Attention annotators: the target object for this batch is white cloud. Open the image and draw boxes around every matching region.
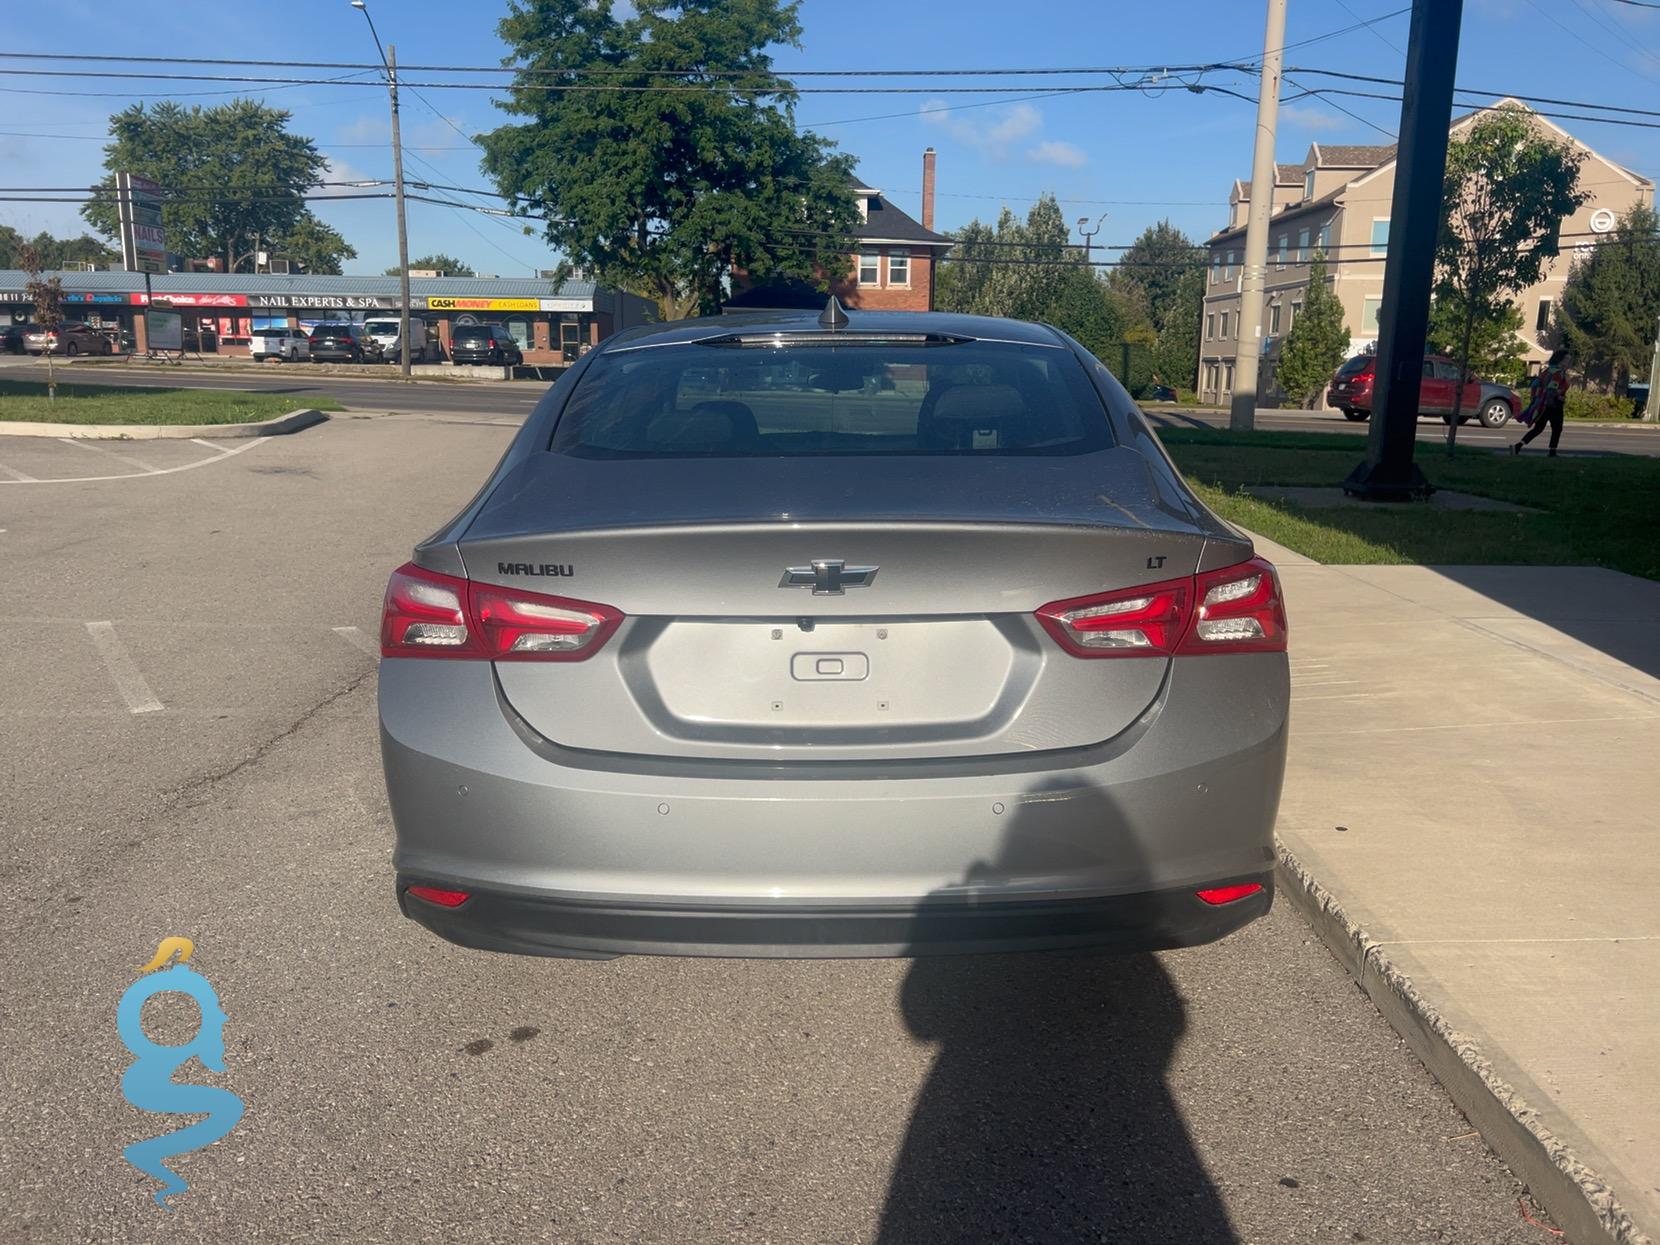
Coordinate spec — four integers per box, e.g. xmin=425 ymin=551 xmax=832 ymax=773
xmin=922 ymin=99 xmax=1044 ymax=160
xmin=1025 ymin=139 xmax=1086 ymax=168
xmin=1279 ymin=104 xmax=1346 ymax=133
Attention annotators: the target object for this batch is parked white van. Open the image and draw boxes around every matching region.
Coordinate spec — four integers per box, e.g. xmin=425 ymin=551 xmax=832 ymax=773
xmin=363 ymin=318 xmax=434 ymax=364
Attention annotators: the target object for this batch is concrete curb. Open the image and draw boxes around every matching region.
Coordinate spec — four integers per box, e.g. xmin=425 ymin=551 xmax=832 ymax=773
xmin=1276 ymin=844 xmax=1651 ymax=1245
xmin=0 ymin=408 xmax=329 ymax=440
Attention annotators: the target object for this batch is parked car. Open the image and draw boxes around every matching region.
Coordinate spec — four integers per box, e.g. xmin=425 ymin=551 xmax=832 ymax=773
xmin=362 ymin=317 xmax=434 ymax=364
xmin=24 ymin=320 xmax=114 ymax=357
xmin=448 ymin=322 xmax=523 ymax=366
xmin=1326 ymin=353 xmax=1518 ymax=427
xmin=380 ymin=306 xmax=1289 ymax=960
xmin=0 ymin=323 xmax=30 ymax=354
xmin=308 ymin=323 xmax=382 ymax=364
xmin=249 ymin=326 xmax=312 ymax=363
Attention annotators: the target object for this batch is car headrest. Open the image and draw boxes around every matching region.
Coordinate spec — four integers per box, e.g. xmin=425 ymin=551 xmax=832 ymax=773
xmin=922 ymin=384 xmax=1027 ymax=448
xmin=644 ymin=400 xmax=759 ymax=451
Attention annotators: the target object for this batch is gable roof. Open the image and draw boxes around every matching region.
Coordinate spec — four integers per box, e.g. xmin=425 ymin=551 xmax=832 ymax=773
xmin=1313 ymin=143 xmax=1395 ymax=168
xmin=846 ymin=175 xmax=951 ymax=248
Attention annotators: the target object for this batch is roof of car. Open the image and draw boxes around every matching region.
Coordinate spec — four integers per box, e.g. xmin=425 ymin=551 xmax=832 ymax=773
xmin=604 ymin=309 xmax=1068 ymax=351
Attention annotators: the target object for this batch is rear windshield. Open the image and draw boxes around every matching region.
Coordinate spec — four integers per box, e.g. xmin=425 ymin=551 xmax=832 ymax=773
xmin=362 ymin=321 xmax=398 ymax=335
xmin=549 ymin=339 xmax=1114 ymax=458
xmin=312 ymin=323 xmax=352 ymax=333
xmin=1336 ymin=355 xmax=1373 ymax=378
xmin=451 ymin=325 xmax=498 ymax=341
xmin=252 ymin=328 xmax=293 ymax=338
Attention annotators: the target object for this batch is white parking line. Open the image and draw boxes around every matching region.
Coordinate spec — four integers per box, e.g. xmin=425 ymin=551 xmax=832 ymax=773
xmin=84 ymin=621 xmax=164 ymax=714
xmin=0 ymin=436 xmax=268 ymax=484
xmin=332 ymin=626 xmax=379 ymax=655
xmin=0 ymin=459 xmax=37 ymax=482
xmin=58 ymin=438 xmax=160 ymax=473
xmin=190 ymin=438 xmax=236 ymax=455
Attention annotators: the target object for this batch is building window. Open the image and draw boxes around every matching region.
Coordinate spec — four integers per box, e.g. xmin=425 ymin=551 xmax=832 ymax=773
xmin=1219 ymin=311 xmax=1230 ymax=339
xmin=1304 ymin=169 xmax=1315 ymax=200
xmin=1362 ymin=296 xmax=1383 ymax=336
xmin=1276 ymin=235 xmax=1288 ymax=269
xmin=1225 ymin=362 xmax=1235 ymax=392
xmin=1269 ymin=303 xmax=1281 ymax=334
xmin=858 ymin=252 xmax=880 ymax=285
xmin=1318 ymin=224 xmax=1331 ymax=255
xmin=1225 ymin=250 xmax=1236 ymax=280
xmin=1211 ymin=252 xmax=1222 ymax=283
xmin=1370 ymin=219 xmax=1390 ymax=256
xmin=1297 ymin=229 xmax=1311 ymax=263
xmin=1290 ymin=300 xmax=1302 ymax=327
xmin=1206 ymin=313 xmax=1215 ymax=339
xmin=886 ymin=249 xmax=910 ymax=288
xmin=1536 ymin=297 xmax=1553 ymax=331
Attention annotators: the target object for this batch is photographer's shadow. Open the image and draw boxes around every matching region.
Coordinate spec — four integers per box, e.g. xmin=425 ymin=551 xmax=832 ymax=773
xmin=876 ymin=783 xmax=1237 ymax=1244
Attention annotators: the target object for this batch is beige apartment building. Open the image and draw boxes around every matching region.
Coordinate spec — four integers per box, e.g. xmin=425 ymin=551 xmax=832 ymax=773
xmin=1198 ymin=100 xmax=1654 ymax=406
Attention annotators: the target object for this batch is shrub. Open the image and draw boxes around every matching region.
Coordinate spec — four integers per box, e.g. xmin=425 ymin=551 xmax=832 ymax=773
xmin=1563 ymin=388 xmax=1637 ymax=421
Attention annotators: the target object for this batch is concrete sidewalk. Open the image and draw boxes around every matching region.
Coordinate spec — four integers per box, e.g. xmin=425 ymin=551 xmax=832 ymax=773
xmin=1268 ymin=559 xmax=1660 ymax=1245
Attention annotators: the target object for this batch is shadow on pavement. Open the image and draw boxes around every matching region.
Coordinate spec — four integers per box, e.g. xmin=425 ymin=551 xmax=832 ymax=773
xmin=876 ymin=784 xmax=1237 ymax=1245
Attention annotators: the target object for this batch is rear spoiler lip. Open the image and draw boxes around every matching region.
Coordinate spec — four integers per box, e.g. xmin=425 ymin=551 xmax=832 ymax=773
xmin=603 ymin=330 xmax=1065 ymax=354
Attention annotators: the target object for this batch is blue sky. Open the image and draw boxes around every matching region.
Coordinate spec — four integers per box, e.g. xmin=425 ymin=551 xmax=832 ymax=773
xmin=3 ymin=0 xmax=1658 ymax=275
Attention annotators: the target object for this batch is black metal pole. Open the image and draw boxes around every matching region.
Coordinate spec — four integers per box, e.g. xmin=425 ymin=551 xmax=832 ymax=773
xmin=1342 ymin=0 xmax=1464 ymax=500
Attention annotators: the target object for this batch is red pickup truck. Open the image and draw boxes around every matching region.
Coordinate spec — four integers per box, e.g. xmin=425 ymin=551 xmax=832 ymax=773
xmin=1326 ymin=354 xmax=1520 ymax=428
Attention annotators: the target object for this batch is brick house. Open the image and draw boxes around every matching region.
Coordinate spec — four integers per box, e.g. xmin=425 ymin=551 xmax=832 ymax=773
xmin=728 ymin=149 xmax=952 ymax=312
xmin=1197 ymin=102 xmax=1655 ymax=406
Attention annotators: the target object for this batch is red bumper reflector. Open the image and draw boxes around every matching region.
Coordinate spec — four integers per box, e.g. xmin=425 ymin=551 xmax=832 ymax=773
xmin=1195 ymin=883 xmax=1264 ymax=906
xmin=406 ymin=885 xmax=471 ymax=908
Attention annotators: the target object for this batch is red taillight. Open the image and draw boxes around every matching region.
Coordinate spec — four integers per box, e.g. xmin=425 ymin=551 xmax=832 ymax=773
xmin=1036 ymin=577 xmax=1192 ymax=657
xmin=406 ymin=884 xmax=471 ymax=907
xmin=1035 ymin=556 xmax=1285 ymax=658
xmin=1196 ymin=882 xmax=1264 ymax=906
xmin=1178 ymin=557 xmax=1287 ymax=654
xmin=380 ymin=562 xmax=623 ymax=661
xmin=487 ymin=338 xmax=498 ymax=348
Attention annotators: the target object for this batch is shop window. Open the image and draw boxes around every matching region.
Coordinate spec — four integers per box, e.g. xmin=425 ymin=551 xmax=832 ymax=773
xmin=506 ymin=319 xmax=532 ymax=351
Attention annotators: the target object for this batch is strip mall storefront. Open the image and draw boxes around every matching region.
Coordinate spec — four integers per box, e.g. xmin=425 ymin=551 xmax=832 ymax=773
xmin=0 ymin=275 xmax=651 ymax=366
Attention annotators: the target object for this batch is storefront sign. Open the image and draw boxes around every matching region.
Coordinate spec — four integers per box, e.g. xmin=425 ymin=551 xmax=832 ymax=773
xmin=150 ymin=293 xmax=248 ymax=308
xmin=246 ymin=293 xmax=400 ymax=311
xmin=117 ymin=173 xmax=167 ymax=275
xmin=63 ymin=292 xmax=132 ymax=305
xmin=540 ymin=298 xmax=591 ymax=312
xmin=425 ymin=297 xmax=542 ymax=312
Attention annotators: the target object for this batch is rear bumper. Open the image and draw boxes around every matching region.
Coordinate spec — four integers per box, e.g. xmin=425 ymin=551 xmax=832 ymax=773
xmin=396 ymin=873 xmax=1273 ymax=959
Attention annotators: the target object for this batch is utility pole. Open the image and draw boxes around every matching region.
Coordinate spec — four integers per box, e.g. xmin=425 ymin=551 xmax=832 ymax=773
xmin=352 ymin=0 xmax=412 ymax=380
xmin=1229 ymin=0 xmax=1287 ymax=432
xmin=388 ymin=44 xmax=412 ymax=380
xmin=1644 ymin=314 xmax=1660 ymax=422
xmin=1342 ymin=0 xmax=1464 ymax=498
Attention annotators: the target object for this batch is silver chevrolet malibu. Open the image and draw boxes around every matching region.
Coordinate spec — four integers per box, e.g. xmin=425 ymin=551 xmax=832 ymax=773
xmin=378 ymin=306 xmax=1288 ymax=959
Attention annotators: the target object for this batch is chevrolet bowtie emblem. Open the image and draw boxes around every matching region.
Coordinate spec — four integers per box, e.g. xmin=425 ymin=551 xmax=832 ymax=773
xmin=779 ymin=560 xmax=879 ymax=595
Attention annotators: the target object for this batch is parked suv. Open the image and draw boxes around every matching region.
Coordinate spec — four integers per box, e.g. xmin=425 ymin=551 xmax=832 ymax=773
xmin=449 ymin=322 xmax=523 ymax=366
xmin=24 ymin=320 xmax=113 ymax=356
xmin=308 ymin=323 xmax=382 ymax=364
xmin=1327 ymin=354 xmax=1518 ymax=427
xmin=250 ymin=326 xmax=311 ymax=362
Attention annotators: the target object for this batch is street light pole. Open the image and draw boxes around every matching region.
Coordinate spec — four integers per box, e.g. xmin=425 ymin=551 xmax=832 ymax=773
xmin=353 ymin=0 xmax=412 ymax=380
xmin=1077 ymin=213 xmax=1106 ymax=268
xmin=1229 ymin=0 xmax=1287 ymax=432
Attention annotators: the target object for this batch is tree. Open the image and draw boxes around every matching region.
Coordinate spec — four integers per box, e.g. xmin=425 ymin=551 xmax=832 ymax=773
xmin=1556 ymin=204 xmax=1660 ymax=391
xmin=386 ymin=253 xmax=475 ymax=277
xmin=1045 ymin=266 xmax=1128 ymax=362
xmin=82 ymin=99 xmax=332 ymax=273
xmin=275 ymin=217 xmax=356 ymax=275
xmin=0 ymin=227 xmax=118 ymax=270
xmin=1276 ymin=252 xmax=1349 ymax=408
xmin=479 ymin=0 xmax=860 ymax=320
xmin=936 ymin=195 xmax=1079 ymax=321
xmin=20 ymin=244 xmax=64 ymax=400
xmin=1428 ymin=298 xmax=1527 ymax=386
xmin=1434 ymin=107 xmax=1586 ymax=451
xmin=1152 ymin=265 xmax=1205 ymax=390
xmin=1108 ymin=222 xmax=1204 ymax=332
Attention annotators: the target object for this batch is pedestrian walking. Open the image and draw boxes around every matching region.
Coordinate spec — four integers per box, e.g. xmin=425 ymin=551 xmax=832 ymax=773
xmin=1512 ymin=349 xmax=1571 ymax=457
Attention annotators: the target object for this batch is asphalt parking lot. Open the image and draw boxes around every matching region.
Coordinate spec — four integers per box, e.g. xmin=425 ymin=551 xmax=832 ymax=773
xmin=0 ymin=411 xmax=1559 ymax=1243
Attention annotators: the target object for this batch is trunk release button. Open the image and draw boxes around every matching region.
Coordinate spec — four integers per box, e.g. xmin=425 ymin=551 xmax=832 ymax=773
xmin=791 ymin=652 xmax=869 ymax=681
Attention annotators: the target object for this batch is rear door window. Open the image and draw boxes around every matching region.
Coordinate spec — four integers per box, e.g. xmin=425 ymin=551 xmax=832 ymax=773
xmin=550 ymin=337 xmax=1113 ymax=458
xmin=1336 ymin=355 xmax=1372 ymax=378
